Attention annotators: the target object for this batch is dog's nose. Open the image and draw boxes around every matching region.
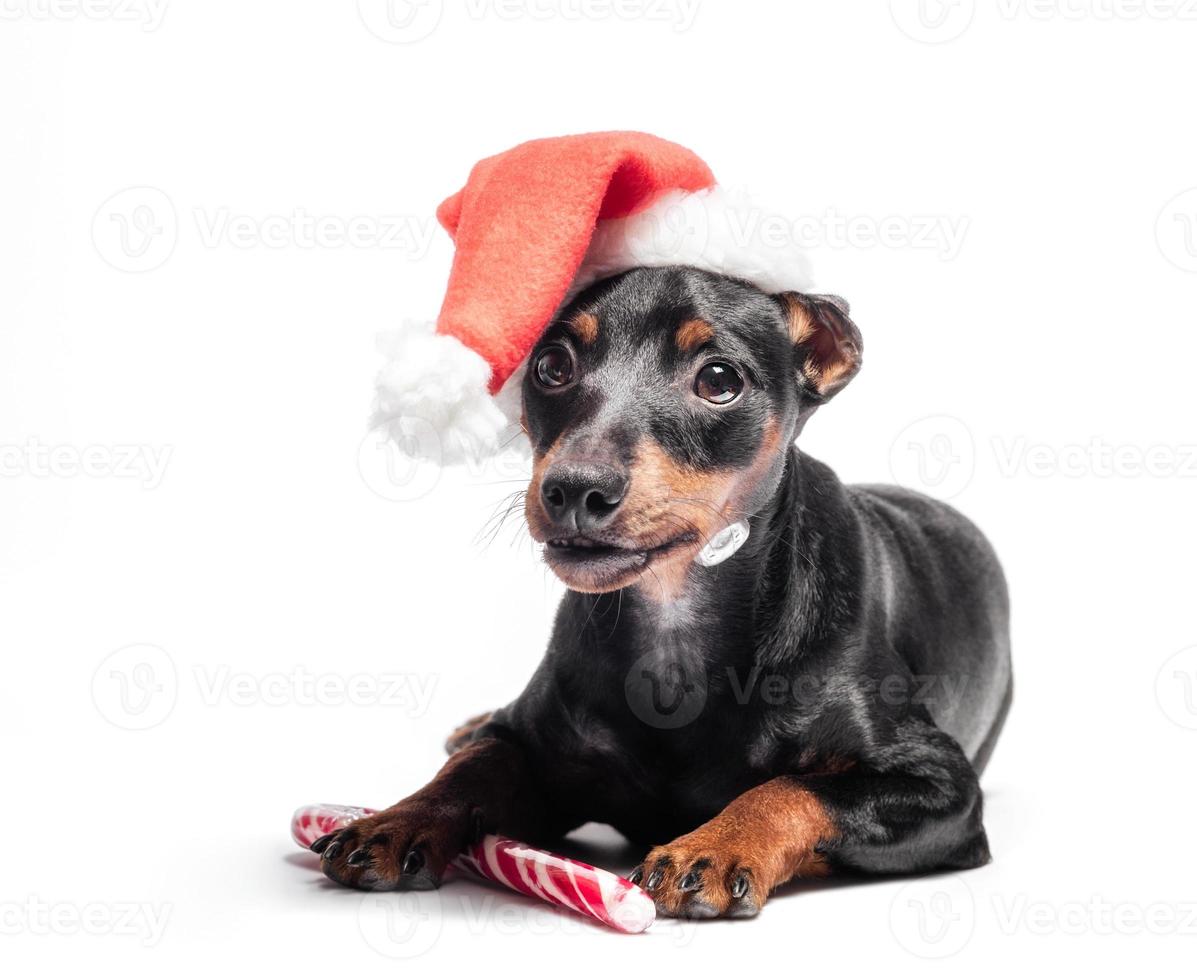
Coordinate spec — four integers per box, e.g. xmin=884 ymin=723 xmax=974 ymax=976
xmin=540 ymin=461 xmax=628 ymax=533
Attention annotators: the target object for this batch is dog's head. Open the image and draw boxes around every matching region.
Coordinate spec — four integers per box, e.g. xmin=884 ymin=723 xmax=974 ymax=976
xmin=522 ymin=266 xmax=862 ymax=597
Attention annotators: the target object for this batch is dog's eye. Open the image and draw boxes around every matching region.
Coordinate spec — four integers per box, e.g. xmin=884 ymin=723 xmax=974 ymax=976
xmin=694 ymin=363 xmax=743 ymax=405
xmin=534 ymin=345 xmax=575 ymax=388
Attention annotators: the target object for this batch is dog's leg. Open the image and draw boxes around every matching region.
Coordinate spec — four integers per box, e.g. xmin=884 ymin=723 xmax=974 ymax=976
xmin=443 ymin=710 xmax=494 ymax=755
xmin=636 ymin=718 xmax=987 ymax=918
xmin=315 ymin=736 xmax=547 ymax=891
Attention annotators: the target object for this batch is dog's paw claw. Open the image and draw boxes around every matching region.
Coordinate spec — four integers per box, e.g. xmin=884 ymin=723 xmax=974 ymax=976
xmin=317 ymin=802 xmax=469 ymax=892
xmin=401 ymin=848 xmax=425 ymax=876
xmin=637 ymin=842 xmax=763 ymax=919
xmin=309 ymin=833 xmax=336 ymax=854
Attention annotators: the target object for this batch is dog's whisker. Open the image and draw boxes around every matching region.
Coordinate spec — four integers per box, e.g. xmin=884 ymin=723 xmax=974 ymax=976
xmin=475 ymin=489 xmax=529 ymax=551
xmin=603 ymin=588 xmax=624 ymax=641
xmin=575 ymin=593 xmax=604 ymax=643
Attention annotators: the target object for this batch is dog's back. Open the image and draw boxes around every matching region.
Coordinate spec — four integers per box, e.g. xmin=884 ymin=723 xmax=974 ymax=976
xmin=848 ymin=484 xmax=1012 ymax=773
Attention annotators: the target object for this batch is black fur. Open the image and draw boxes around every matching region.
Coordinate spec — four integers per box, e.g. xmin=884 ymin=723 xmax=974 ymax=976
xmin=478 ymin=266 xmax=1012 ymax=875
xmin=316 ymin=265 xmax=1013 ymax=902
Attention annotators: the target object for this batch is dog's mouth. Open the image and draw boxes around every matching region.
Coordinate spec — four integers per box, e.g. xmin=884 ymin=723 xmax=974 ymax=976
xmin=543 ymin=532 xmax=698 ymax=590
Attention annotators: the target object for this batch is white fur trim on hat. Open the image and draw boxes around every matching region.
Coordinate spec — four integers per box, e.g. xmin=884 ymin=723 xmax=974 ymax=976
xmin=574 ymin=186 xmax=814 ymax=298
xmin=374 ymin=187 xmax=814 ymax=466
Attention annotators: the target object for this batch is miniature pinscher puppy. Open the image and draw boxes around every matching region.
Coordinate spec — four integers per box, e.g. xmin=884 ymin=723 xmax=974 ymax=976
xmin=313 ymin=266 xmax=1013 ymax=919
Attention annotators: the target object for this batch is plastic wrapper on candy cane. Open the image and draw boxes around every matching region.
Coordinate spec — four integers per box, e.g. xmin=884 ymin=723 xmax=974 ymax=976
xmin=291 ymin=804 xmax=655 ymax=934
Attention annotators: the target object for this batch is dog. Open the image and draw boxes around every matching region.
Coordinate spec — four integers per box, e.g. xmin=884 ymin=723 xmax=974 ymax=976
xmin=313 ymin=265 xmax=1013 ymax=919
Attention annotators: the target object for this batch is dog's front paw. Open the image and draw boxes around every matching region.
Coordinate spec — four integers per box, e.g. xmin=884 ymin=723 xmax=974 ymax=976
xmin=311 ymin=796 xmax=478 ymax=891
xmin=631 ymin=830 xmax=764 ymax=920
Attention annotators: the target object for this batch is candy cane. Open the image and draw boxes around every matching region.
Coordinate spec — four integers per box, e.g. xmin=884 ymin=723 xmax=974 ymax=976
xmin=291 ymin=803 xmax=655 ymax=934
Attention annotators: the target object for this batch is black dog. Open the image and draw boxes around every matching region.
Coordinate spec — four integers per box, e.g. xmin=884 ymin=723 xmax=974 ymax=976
xmin=314 ymin=266 xmax=1012 ymax=919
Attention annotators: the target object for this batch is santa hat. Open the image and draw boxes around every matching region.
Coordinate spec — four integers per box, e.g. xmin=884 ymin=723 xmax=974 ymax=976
xmin=375 ymin=131 xmax=814 ymax=463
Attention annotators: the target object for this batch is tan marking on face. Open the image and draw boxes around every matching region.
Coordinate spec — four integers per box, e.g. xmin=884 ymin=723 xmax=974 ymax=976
xmin=525 ymin=421 xmax=785 ymax=598
xmin=674 ymin=318 xmax=714 ymax=353
xmin=524 ymin=434 xmax=564 ymax=545
xmin=615 ymin=420 xmax=784 ymax=603
xmin=569 ymin=312 xmax=599 ymax=345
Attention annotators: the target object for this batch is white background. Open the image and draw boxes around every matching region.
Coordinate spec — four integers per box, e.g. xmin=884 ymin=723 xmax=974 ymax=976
xmin=3 ymin=0 xmax=1196 ymax=974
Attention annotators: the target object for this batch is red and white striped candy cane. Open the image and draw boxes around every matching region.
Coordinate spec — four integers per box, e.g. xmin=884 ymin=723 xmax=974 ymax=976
xmin=291 ymin=803 xmax=377 ymax=848
xmin=290 ymin=803 xmax=655 ymax=934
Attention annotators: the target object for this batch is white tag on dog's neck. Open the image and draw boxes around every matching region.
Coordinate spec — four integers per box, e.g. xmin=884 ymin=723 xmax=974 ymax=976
xmin=695 ymin=521 xmax=750 ymax=567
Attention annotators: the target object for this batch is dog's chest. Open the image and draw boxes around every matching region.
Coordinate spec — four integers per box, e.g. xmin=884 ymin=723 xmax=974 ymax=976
xmin=552 ymin=673 xmax=792 ymax=827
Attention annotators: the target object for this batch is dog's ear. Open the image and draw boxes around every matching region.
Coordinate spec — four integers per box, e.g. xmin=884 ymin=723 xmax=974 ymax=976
xmin=776 ymin=292 xmax=863 ymax=403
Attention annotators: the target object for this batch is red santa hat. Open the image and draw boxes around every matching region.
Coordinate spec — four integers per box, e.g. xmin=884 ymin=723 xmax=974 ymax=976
xmin=375 ymin=131 xmax=813 ymax=463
